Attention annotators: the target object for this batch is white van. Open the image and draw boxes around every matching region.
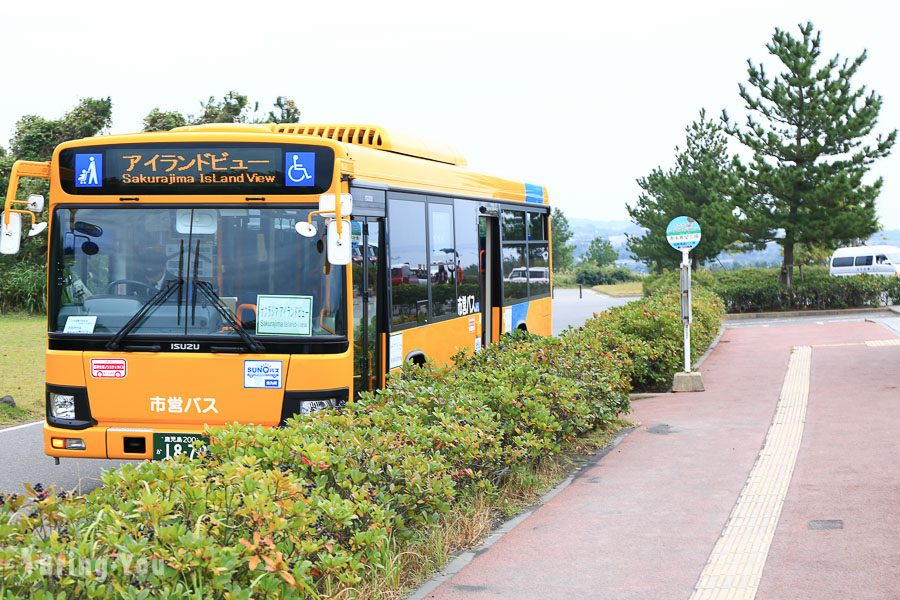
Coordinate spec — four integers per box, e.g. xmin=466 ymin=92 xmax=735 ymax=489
xmin=506 ymin=266 xmax=550 ymax=284
xmin=829 ymin=245 xmax=900 ymax=277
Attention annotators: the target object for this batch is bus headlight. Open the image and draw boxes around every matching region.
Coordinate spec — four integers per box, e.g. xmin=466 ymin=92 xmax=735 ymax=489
xmin=49 ymin=392 xmax=76 ymax=420
xmin=46 ymin=384 xmax=96 ymax=430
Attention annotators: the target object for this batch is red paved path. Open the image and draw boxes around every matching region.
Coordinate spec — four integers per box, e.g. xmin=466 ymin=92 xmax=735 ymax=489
xmin=756 ymin=340 xmax=900 ymax=599
xmin=421 ymin=322 xmax=899 ymax=600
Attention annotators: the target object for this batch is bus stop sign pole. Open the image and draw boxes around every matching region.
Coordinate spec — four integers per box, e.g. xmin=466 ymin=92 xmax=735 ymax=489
xmin=666 ymin=216 xmax=704 ymax=392
xmin=680 ymin=249 xmax=691 ymax=373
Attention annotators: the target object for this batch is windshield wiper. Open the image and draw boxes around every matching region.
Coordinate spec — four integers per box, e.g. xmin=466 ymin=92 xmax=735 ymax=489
xmin=185 ymin=236 xmax=262 ymax=352
xmin=105 ymin=278 xmax=183 ymax=351
xmin=106 ymin=241 xmax=186 ymax=351
xmin=191 ymin=279 xmax=265 ymax=353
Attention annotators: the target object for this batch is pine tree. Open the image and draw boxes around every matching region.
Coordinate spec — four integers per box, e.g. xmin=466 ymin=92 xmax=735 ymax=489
xmin=724 ymin=22 xmax=896 ymax=288
xmin=627 ymin=110 xmax=742 ymax=272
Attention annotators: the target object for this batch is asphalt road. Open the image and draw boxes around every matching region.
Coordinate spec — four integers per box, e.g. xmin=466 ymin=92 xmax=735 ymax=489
xmin=0 ymin=421 xmax=128 ymax=495
xmin=0 ymin=288 xmax=633 ymax=495
xmin=551 ymin=287 xmax=638 ymax=335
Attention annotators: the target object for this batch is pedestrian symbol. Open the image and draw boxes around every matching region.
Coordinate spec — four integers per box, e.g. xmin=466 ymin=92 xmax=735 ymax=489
xmin=285 ymin=152 xmax=315 ymax=187
xmin=75 ymin=154 xmax=103 ymax=188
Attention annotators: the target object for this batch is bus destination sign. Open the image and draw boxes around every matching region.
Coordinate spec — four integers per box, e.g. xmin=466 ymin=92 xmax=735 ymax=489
xmin=101 ymin=149 xmax=281 ymax=187
xmin=59 ymin=143 xmax=334 ymax=196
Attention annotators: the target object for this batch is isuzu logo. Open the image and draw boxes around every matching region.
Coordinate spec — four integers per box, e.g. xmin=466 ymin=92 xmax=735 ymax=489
xmin=171 ymin=343 xmax=200 ymax=351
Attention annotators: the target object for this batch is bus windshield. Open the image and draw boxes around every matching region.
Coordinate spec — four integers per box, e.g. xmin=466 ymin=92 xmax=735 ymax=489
xmin=50 ymin=206 xmax=345 ymax=340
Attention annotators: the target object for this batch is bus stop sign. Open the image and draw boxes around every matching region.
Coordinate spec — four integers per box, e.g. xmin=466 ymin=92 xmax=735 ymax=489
xmin=666 ymin=216 xmax=702 ymax=252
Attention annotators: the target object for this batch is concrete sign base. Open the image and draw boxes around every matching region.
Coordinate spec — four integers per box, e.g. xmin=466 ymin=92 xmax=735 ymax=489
xmin=672 ymin=371 xmax=705 ymax=392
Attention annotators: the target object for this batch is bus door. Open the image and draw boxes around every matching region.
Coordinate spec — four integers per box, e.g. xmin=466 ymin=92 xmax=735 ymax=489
xmin=352 ymin=217 xmax=384 ymax=397
xmin=479 ymin=215 xmax=499 ymax=347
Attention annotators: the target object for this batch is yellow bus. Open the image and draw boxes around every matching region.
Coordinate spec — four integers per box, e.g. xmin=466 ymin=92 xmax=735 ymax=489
xmin=1 ymin=123 xmax=552 ymax=461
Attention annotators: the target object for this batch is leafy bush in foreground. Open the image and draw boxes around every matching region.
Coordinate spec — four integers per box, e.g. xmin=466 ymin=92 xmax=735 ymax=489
xmin=580 ymin=286 xmax=723 ymax=391
xmin=0 ymin=293 xmax=723 ymax=597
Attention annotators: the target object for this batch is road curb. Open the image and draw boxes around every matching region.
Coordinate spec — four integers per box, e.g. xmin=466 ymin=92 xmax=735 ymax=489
xmin=405 ymin=426 xmax=635 ymax=600
xmin=724 ymin=307 xmax=894 ymax=320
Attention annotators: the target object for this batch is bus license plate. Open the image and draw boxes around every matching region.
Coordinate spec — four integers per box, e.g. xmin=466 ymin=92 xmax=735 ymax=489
xmin=152 ymin=433 xmax=209 ymax=461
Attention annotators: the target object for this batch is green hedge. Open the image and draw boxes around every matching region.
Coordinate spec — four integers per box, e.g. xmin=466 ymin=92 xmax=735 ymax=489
xmin=645 ymin=266 xmax=900 ymax=313
xmin=713 ymin=267 xmax=900 ymax=312
xmin=574 ymin=264 xmax=640 ymax=286
xmin=552 ymin=270 xmax=576 ymax=287
xmin=642 ymin=268 xmax=715 ymax=298
xmin=0 ymin=293 xmax=723 ymax=598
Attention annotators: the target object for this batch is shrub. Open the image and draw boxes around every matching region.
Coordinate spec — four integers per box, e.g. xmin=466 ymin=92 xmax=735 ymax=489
xmin=0 ymin=292 xmax=723 ymax=597
xmin=710 ymin=268 xmax=787 ymax=312
xmin=711 ymin=266 xmax=900 ymax=312
xmin=574 ymin=264 xmax=639 ymax=286
xmin=0 ymin=262 xmax=45 ymax=314
xmin=646 ymin=266 xmax=900 ymax=313
xmin=552 ymin=270 xmax=577 ymax=287
xmin=642 ymin=268 xmax=715 ymax=297
xmin=579 ymin=286 xmax=723 ymax=391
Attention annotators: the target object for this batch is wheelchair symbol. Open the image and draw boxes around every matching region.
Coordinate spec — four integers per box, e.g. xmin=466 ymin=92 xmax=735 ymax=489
xmin=287 ymin=154 xmax=312 ymax=184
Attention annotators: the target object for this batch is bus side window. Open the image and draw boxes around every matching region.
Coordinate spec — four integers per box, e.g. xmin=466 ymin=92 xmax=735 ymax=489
xmin=388 ymin=197 xmax=428 ymax=327
xmin=428 ymin=202 xmax=456 ymax=319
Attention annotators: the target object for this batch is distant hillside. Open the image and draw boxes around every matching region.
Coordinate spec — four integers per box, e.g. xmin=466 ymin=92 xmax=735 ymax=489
xmin=568 ymin=218 xmax=643 ymax=259
xmin=567 ymin=218 xmax=900 ymax=271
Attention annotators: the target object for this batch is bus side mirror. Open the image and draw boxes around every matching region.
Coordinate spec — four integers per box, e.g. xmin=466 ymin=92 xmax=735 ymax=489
xmin=0 ymin=212 xmax=22 ymax=255
xmin=26 ymin=194 xmax=44 ymax=212
xmin=327 ymin=219 xmax=352 ymax=265
xmin=28 ymin=222 xmax=48 ymax=237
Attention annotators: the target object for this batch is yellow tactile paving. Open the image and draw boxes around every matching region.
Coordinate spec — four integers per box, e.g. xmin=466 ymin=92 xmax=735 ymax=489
xmin=690 ymin=346 xmax=812 ymax=600
xmin=865 ymin=338 xmax=900 ymax=347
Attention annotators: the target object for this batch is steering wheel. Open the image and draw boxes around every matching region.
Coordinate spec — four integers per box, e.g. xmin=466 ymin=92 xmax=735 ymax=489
xmin=106 ymin=279 xmax=157 ymax=296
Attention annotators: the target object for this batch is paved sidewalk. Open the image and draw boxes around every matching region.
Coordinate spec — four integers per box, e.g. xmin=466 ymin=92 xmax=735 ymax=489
xmin=415 ymin=320 xmax=900 ymax=599
xmin=757 ymin=337 xmax=900 ymax=599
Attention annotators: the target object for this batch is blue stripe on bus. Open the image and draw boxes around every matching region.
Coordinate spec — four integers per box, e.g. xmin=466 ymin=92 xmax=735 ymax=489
xmin=524 ymin=183 xmax=544 ymax=204
xmin=511 ymin=302 xmax=530 ymax=329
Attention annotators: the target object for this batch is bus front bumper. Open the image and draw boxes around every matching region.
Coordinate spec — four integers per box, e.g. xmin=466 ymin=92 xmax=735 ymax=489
xmin=44 ymin=423 xmax=207 ymax=461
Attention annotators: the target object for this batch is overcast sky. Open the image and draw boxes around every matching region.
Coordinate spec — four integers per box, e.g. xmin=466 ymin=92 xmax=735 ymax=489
xmin=3 ymin=0 xmax=899 ymax=228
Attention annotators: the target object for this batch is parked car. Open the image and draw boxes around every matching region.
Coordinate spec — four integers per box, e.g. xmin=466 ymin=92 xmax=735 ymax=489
xmin=505 ymin=267 xmax=550 ymax=284
xmin=829 ymin=245 xmax=900 ymax=277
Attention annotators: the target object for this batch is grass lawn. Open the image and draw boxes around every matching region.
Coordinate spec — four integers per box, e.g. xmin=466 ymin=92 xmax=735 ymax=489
xmin=0 ymin=314 xmax=45 ymax=426
xmin=592 ymin=281 xmax=644 ymax=297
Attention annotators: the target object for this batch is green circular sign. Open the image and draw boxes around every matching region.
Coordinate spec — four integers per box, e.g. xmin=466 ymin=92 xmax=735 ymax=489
xmin=666 ymin=216 xmax=701 ymax=251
